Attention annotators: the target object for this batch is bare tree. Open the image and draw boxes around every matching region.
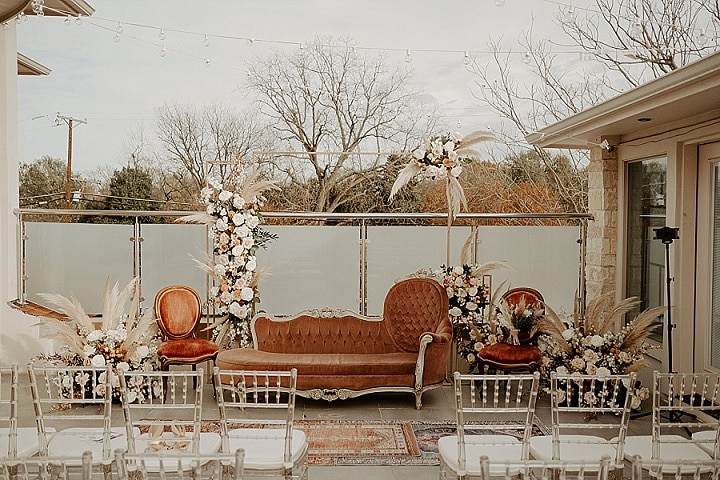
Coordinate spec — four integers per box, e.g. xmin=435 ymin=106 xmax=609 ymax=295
xmin=559 ymin=0 xmax=718 ymax=87
xmin=246 ymin=36 xmax=436 ymax=213
xmin=155 ymin=102 xmax=272 ymax=201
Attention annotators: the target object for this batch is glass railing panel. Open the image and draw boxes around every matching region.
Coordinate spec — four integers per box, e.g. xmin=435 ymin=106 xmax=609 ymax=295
xmin=140 ymin=223 xmax=209 ymax=306
xmin=24 ymin=222 xmax=134 ymax=313
xmin=255 ymin=225 xmax=361 ymax=315
xmin=365 ymin=225 xmax=472 ymax=316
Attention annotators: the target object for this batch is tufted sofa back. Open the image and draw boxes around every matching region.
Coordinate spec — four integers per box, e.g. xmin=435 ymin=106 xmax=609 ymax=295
xmin=252 ymin=313 xmax=399 ymax=354
xmin=383 ymin=277 xmax=450 ymax=352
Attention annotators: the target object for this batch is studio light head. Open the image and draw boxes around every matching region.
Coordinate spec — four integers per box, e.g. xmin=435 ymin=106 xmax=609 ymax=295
xmin=654 ymin=226 xmax=679 ymax=244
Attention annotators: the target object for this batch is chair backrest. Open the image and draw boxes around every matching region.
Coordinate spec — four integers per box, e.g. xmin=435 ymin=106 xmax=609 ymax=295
xmin=453 ymin=371 xmax=541 ymax=466
xmin=0 ymin=451 xmax=94 ymax=480
xmin=549 ymin=372 xmax=636 ymax=466
xmin=115 ymin=448 xmax=245 ymax=480
xmin=154 ymin=285 xmax=202 ymax=340
xmin=383 ymin=277 xmax=451 ymax=353
xmin=118 ymin=369 xmax=204 ymax=455
xmin=630 ymin=454 xmax=720 ymax=480
xmin=478 ymin=455 xmax=612 ymax=480
xmin=0 ymin=364 xmax=19 ymax=457
xmin=213 ymin=367 xmax=298 ymax=460
xmin=501 ymin=287 xmax=544 ymax=308
xmin=28 ymin=363 xmax=113 ymax=459
xmin=652 ymin=371 xmax=720 ymax=459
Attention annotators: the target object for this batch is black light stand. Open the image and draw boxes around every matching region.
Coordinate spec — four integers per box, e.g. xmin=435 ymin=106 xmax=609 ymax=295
xmin=654 ymin=226 xmax=679 ymax=374
xmin=631 ymin=226 xmax=680 ymax=421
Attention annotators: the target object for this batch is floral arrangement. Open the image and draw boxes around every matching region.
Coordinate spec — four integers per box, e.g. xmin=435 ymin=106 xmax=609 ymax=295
xmin=495 ymin=295 xmax=546 ymax=344
xmin=35 ymin=277 xmax=160 ymax=401
xmin=389 ymin=130 xmax=495 ymax=222
xmin=181 ymin=170 xmax=278 ymax=348
xmin=537 ymin=292 xmax=666 ymax=409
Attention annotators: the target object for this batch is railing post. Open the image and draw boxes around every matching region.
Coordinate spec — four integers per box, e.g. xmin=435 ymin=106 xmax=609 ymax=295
xmin=359 ymin=220 xmax=368 ymax=316
xmin=131 ymin=216 xmax=144 ymax=302
xmin=16 ymin=212 xmax=26 ymax=304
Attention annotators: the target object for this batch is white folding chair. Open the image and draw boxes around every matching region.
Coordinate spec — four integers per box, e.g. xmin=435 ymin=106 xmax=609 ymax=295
xmin=438 ymin=371 xmax=541 ymax=479
xmin=115 ymin=448 xmax=245 ymax=480
xmin=630 ymin=454 xmax=720 ymax=480
xmin=117 ymin=369 xmax=221 ymax=464
xmin=213 ymin=367 xmax=308 ymax=480
xmin=477 ymin=454 xmax=613 ymax=480
xmin=0 ymin=450 xmax=94 ymax=480
xmin=28 ymin=362 xmax=125 ymax=468
xmin=529 ymin=371 xmax=636 ymax=478
xmin=624 ymin=371 xmax=720 ymax=473
xmin=0 ymin=364 xmax=47 ymax=457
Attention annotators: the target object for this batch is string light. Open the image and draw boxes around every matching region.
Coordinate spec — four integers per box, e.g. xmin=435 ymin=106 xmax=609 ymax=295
xmin=205 ymin=58 xmax=211 ymax=66
xmin=495 ymin=0 xmax=505 ymax=6
xmin=159 ymin=45 xmax=166 ymax=57
xmin=697 ymin=29 xmax=708 ymax=45
xmin=204 ymin=34 xmax=210 ymax=47
xmin=405 ymin=49 xmax=412 ymax=63
xmin=115 ymin=22 xmax=123 ymax=34
xmin=75 ymin=14 xmax=82 ymax=26
xmin=563 ymin=4 xmax=577 ymax=25
xmin=2 ymin=22 xmax=9 ymax=30
xmin=246 ymin=38 xmax=254 ymax=47
xmin=64 ymin=15 xmax=71 ymax=26
xmin=522 ymin=50 xmax=532 ymax=64
xmin=158 ymin=28 xmax=166 ymax=40
xmin=463 ymin=50 xmax=471 ymax=65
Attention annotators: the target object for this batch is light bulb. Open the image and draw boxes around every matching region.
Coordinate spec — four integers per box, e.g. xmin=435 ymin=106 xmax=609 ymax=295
xmin=563 ymin=5 xmax=576 ymax=24
xmin=114 ymin=33 xmax=120 ymax=42
xmin=205 ymin=59 xmax=211 ymax=67
xmin=75 ymin=15 xmax=82 ymax=25
xmin=159 ymin=28 xmax=166 ymax=41
xmin=204 ymin=34 xmax=210 ymax=47
xmin=116 ymin=22 xmax=123 ymax=34
xmin=405 ymin=49 xmax=412 ymax=63
xmin=159 ymin=46 xmax=166 ymax=57
xmin=64 ymin=15 xmax=71 ymax=26
xmin=632 ymin=17 xmax=642 ymax=37
xmin=246 ymin=38 xmax=254 ymax=47
xmin=351 ymin=46 xmax=358 ymax=58
xmin=2 ymin=22 xmax=9 ymax=30
xmin=522 ymin=51 xmax=532 ymax=64
xmin=495 ymin=0 xmax=505 ymax=6
xmin=697 ymin=29 xmax=708 ymax=46
xmin=463 ymin=51 xmax=471 ymax=65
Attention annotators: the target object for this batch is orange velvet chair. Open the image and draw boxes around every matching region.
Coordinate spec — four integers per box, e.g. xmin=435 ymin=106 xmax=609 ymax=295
xmin=154 ymin=285 xmax=219 ymax=386
xmin=476 ymin=287 xmax=544 ymax=374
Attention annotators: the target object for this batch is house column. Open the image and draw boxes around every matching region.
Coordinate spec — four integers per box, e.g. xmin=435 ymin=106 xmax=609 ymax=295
xmin=585 ymin=138 xmax=620 ymax=301
xmin=0 ymin=22 xmax=43 ymax=365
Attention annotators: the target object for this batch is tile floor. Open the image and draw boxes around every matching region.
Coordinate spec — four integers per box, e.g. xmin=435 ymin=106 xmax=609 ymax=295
xmin=14 ymin=370 xmax=655 ymax=480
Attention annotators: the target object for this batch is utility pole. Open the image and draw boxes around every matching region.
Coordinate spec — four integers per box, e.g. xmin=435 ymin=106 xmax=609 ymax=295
xmin=56 ymin=114 xmax=87 ymax=217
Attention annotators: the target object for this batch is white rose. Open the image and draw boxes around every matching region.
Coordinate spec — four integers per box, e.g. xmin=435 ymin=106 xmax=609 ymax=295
xmin=232 ymin=214 xmax=245 ymax=226
xmin=246 ymin=258 xmax=257 ymax=272
xmin=240 ymin=287 xmax=255 ymax=302
xmin=116 ymin=362 xmax=130 ymax=372
xmin=562 ymin=328 xmax=575 ymax=341
xmin=218 ymin=232 xmax=230 ymax=246
xmin=218 ymin=190 xmax=233 ymax=202
xmin=412 ymin=148 xmax=426 ymax=160
xmin=449 ymin=307 xmax=462 ymax=317
xmin=235 ymin=225 xmax=251 ymax=238
xmin=90 ymin=354 xmax=106 ymax=367
xmin=466 ymin=302 xmax=478 ymax=311
xmin=229 ymin=302 xmax=248 ymax=318
xmin=242 ymin=236 xmax=255 ymax=249
xmin=245 ymin=215 xmax=259 ymax=229
xmin=596 ymin=366 xmax=611 ymax=377
xmin=231 ymin=245 xmax=245 ymax=257
xmin=217 ymin=254 xmax=229 ymax=266
xmin=468 ymin=287 xmax=478 ymax=296
xmin=136 ymin=345 xmax=149 ymax=359
xmin=214 ymin=264 xmax=226 ymax=276
xmin=590 ymin=335 xmax=604 ymax=347
xmin=556 ymin=366 xmax=569 ymax=375
xmin=86 ymin=330 xmax=103 ymax=342
xmin=425 ymin=165 xmax=442 ymax=179
xmin=233 ymin=195 xmax=245 ymax=209
xmin=215 ymin=219 xmax=228 ymax=231
xmin=443 ymin=140 xmax=456 ymax=152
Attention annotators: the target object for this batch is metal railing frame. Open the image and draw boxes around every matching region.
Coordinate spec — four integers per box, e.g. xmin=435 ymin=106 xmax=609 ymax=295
xmin=14 ymin=208 xmax=592 ymax=316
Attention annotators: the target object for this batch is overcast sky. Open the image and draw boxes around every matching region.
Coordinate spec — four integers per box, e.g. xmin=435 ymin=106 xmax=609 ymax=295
xmin=16 ymin=0 xmax=591 ymax=173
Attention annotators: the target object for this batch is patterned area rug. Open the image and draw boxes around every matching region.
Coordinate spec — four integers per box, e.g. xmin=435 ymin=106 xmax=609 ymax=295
xmin=203 ymin=419 xmax=548 ymax=466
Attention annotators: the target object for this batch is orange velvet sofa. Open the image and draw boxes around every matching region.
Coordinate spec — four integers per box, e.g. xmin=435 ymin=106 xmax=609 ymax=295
xmin=215 ymin=277 xmax=452 ymax=408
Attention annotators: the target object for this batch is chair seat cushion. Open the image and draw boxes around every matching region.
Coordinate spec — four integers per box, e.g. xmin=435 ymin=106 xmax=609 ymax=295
xmin=158 ymin=338 xmax=219 ymax=359
xmin=691 ymin=429 xmax=718 ymax=454
xmin=227 ymin=428 xmax=308 ymax=470
xmin=0 ymin=426 xmax=54 ymax=457
xmin=477 ymin=343 xmax=542 ymax=366
xmin=622 ymin=434 xmax=713 ymax=463
xmin=47 ymin=427 xmax=135 ymax=462
xmin=529 ymin=435 xmax=619 ymax=466
xmin=438 ymin=434 xmax=524 ymax=476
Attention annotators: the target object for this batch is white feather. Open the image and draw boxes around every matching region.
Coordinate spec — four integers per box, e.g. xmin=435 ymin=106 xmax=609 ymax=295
xmin=176 ymin=213 xmax=215 ymax=225
xmin=389 ymin=162 xmax=422 ymax=202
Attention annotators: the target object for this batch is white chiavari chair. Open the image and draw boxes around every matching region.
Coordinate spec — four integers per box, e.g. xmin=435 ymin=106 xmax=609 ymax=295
xmin=630 ymin=454 xmax=720 ymax=480
xmin=213 ymin=367 xmax=308 ymax=480
xmin=114 ymin=448 xmax=245 ymax=480
xmin=529 ymin=371 xmax=637 ymax=478
xmin=0 ymin=364 xmax=47 ymax=457
xmin=0 ymin=451 xmax=95 ymax=480
xmin=117 ymin=368 xmax=221 ymax=470
xmin=438 ymin=371 xmax=541 ymax=479
xmin=476 ymin=454 xmax=613 ymax=480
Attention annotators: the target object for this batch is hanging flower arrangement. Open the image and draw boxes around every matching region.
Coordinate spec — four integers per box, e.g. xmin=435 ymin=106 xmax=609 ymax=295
xmin=388 ymin=130 xmax=496 ymax=222
xmin=181 ymin=170 xmax=278 ymax=348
